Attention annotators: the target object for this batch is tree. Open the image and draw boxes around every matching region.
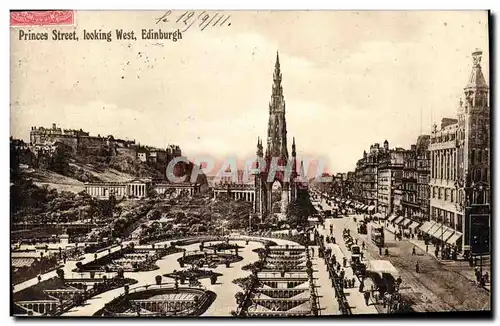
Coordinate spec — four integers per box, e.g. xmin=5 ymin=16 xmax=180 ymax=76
xmin=49 ymin=144 xmax=70 ymax=175
xmin=286 ymin=189 xmax=315 ymax=228
xmin=10 ymin=139 xmax=21 ymax=183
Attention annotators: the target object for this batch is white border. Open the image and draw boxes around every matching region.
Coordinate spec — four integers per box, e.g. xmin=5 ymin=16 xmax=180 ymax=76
xmin=2 ymin=1 xmax=498 ymax=326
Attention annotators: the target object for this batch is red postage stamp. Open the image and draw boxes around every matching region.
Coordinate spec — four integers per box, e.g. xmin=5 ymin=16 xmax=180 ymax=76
xmin=10 ymin=10 xmax=75 ymax=27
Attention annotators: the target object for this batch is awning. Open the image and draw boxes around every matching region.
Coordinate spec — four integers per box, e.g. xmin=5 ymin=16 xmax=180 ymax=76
xmin=394 ymin=216 xmax=404 ymax=224
xmin=367 ymin=205 xmax=376 ymax=213
xmin=402 ymin=218 xmax=412 ymax=227
xmin=441 ymin=227 xmax=455 ymax=242
xmin=409 ymin=221 xmax=420 ymax=229
xmin=366 ymin=260 xmax=400 ymax=278
xmin=387 ymin=214 xmax=397 ymax=222
xmin=419 ymin=221 xmax=435 ymax=234
xmin=430 ymin=224 xmax=444 ymax=238
xmin=427 ymin=222 xmax=442 ymax=236
xmin=446 ymin=232 xmax=463 ymax=245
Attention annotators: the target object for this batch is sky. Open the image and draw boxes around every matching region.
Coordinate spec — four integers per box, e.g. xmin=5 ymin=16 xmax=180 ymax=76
xmin=10 ymin=10 xmax=490 ymax=175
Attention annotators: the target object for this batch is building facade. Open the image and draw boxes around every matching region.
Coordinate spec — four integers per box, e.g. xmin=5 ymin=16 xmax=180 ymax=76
xmin=377 ymin=144 xmax=405 ymax=217
xmin=354 ymin=143 xmax=382 ymax=208
xmin=416 ymin=135 xmax=431 ymax=222
xmin=30 ymin=123 xmax=135 ymax=154
xmin=427 ymin=50 xmax=490 ymax=254
xmin=84 ymin=178 xmax=201 ymax=200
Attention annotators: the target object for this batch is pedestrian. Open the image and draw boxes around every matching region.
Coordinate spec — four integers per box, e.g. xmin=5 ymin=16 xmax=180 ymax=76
xmin=364 ymin=291 xmax=371 ymax=306
xmin=475 ymin=268 xmax=481 ymax=282
xmin=412 ymin=246 xmax=416 ymax=256
xmin=373 ymin=290 xmax=379 ymax=303
xmin=342 ymin=257 xmax=347 ymax=267
xmin=426 ymin=244 xmax=428 ymax=253
xmin=379 ymin=247 xmax=382 ymax=255
xmin=359 ymin=280 xmax=364 ymax=292
xmin=352 ymin=277 xmax=356 ymax=288
xmin=415 ymin=262 xmax=420 ymax=273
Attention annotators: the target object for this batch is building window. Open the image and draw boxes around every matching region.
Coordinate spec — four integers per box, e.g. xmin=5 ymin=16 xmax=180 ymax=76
xmin=450 ymin=189 xmax=454 ymax=203
xmin=457 ymin=214 xmax=463 ymax=232
xmin=438 ymin=188 xmax=442 ymax=200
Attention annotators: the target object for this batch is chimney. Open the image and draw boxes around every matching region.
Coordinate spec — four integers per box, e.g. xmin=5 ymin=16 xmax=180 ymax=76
xmin=411 ymin=144 xmax=417 ymax=151
xmin=52 ymin=123 xmax=56 ymax=130
xmin=383 ymin=140 xmax=389 ymax=150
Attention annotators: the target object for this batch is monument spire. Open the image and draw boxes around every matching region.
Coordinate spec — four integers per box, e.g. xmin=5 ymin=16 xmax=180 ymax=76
xmin=266 ymin=51 xmax=288 ymax=160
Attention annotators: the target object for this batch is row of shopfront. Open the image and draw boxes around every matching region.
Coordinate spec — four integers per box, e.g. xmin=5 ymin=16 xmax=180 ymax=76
xmin=330 ymin=197 xmax=463 ymax=250
xmin=335 ymin=199 xmax=376 ymax=215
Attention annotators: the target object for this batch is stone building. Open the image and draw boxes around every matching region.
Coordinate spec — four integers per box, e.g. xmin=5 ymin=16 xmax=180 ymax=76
xmin=354 ymin=143 xmax=382 ymax=211
xmin=377 ymin=143 xmax=405 ymax=217
xmin=416 ymin=135 xmax=431 ymax=221
xmin=30 ymin=123 xmax=135 ymax=154
xmin=424 ymin=50 xmax=490 ymax=254
xmin=400 ymin=135 xmax=431 ymax=224
xmin=84 ymin=178 xmax=200 ymax=200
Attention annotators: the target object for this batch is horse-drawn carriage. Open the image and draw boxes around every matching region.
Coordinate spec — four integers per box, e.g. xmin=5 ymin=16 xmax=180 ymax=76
xmin=358 ymin=220 xmax=367 ymax=234
xmin=349 ymin=245 xmax=366 ymax=276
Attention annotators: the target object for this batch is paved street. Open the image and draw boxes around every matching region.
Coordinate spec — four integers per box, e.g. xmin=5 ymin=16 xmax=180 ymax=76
xmin=319 ymin=211 xmax=490 ymax=312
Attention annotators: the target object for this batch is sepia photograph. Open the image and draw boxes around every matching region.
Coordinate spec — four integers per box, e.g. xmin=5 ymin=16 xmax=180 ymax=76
xmin=9 ymin=9 xmax=491 ymax=317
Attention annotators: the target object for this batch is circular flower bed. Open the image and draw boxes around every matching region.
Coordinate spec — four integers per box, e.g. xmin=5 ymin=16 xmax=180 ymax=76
xmin=177 ymin=252 xmax=243 ymax=268
xmin=204 ymin=242 xmax=245 ymax=252
xmin=164 ymin=268 xmax=223 ymax=281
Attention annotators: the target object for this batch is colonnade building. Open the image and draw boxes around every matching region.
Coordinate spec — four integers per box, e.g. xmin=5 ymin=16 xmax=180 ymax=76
xmin=84 ymin=178 xmax=200 ymax=200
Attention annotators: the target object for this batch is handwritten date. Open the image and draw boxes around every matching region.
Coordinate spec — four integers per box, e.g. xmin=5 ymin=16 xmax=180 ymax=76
xmin=155 ymin=11 xmax=231 ymax=32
